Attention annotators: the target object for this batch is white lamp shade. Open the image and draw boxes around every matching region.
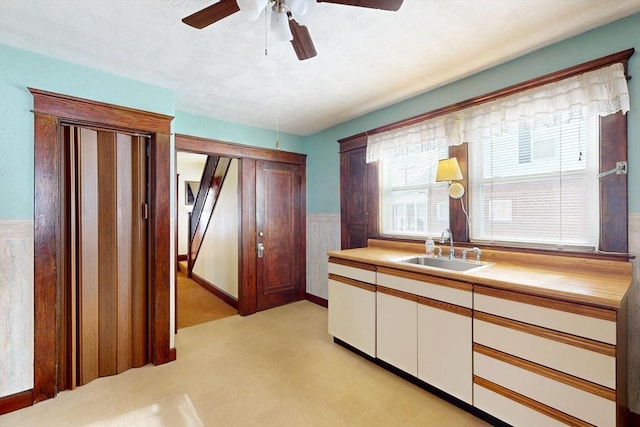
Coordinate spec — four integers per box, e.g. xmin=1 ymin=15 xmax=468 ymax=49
xmin=270 ymin=10 xmax=293 ymax=41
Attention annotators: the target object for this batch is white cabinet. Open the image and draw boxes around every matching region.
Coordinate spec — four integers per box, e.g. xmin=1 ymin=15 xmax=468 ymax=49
xmin=328 ymin=259 xmax=377 ymax=356
xmin=417 ymin=298 xmax=472 ymax=404
xmin=376 ymin=288 xmax=417 ymax=375
xmin=328 ymin=250 xmax=629 ymax=427
xmin=376 ymin=267 xmax=473 ymax=402
xmin=473 ymin=285 xmax=622 ymax=427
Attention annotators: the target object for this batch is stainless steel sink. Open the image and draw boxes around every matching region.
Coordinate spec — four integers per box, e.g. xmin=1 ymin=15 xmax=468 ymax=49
xmin=396 ymin=256 xmax=489 ymax=272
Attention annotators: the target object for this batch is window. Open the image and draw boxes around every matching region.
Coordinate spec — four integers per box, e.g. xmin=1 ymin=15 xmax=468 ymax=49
xmin=470 ymin=107 xmax=600 ymax=248
xmin=365 ymin=50 xmax=631 ymax=253
xmin=379 ymin=145 xmax=449 ymax=237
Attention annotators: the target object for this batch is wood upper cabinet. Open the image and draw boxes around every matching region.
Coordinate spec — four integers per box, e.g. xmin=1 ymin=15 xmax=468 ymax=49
xmin=338 ymin=134 xmax=378 ymax=249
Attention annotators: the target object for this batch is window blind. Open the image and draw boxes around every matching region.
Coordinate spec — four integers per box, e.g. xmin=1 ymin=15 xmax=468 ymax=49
xmin=380 ymin=144 xmax=449 ymax=237
xmin=469 ymin=107 xmax=600 ymax=248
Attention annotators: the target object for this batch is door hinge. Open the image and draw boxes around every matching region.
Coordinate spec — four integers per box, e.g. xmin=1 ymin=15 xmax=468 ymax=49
xmin=142 ymin=203 xmax=149 ymax=220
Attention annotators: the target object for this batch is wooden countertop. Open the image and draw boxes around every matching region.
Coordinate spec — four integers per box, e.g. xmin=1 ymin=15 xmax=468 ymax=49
xmin=328 ymin=240 xmax=632 ymax=310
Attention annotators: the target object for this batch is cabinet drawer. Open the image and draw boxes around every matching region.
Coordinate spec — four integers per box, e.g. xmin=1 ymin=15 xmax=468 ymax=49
xmin=473 ymin=381 xmax=586 ymax=427
xmin=474 ymin=286 xmax=616 ymax=344
xmin=377 ymin=268 xmax=472 ymax=308
xmin=474 ymin=347 xmax=616 ymax=427
xmin=474 ymin=313 xmax=615 ymax=388
xmin=328 ymin=261 xmax=376 ymax=284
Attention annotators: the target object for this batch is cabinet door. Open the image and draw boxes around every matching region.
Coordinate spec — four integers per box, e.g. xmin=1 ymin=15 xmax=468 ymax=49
xmin=376 ymin=289 xmax=417 ymax=376
xmin=418 ymin=298 xmax=472 ymax=404
xmin=328 ymin=278 xmax=376 ymax=357
xmin=340 ymin=146 xmax=368 ymax=249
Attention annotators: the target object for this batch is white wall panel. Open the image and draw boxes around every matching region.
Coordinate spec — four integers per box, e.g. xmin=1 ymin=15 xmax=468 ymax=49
xmin=0 ymin=220 xmax=34 ymax=396
xmin=307 ymin=214 xmax=340 ymax=299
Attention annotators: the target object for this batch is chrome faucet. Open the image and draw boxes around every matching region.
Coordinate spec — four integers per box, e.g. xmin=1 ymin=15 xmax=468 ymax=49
xmin=440 ymin=228 xmax=454 ymax=260
xmin=462 ymin=247 xmax=482 ymax=264
xmin=472 ymin=247 xmax=482 ymax=264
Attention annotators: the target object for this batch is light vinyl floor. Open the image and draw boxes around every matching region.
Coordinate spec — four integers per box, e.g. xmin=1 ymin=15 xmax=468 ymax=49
xmin=1 ymin=301 xmax=489 ymax=427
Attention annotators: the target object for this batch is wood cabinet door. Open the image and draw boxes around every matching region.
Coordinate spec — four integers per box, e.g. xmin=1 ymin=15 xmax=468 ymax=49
xmin=340 ymin=147 xmax=368 ymax=249
xmin=338 ymin=134 xmax=379 ymax=250
xmin=255 ymin=160 xmax=304 ymax=311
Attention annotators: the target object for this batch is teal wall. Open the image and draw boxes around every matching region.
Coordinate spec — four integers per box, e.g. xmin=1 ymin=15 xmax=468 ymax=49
xmin=304 ymin=13 xmax=640 ymax=214
xmin=174 ymin=111 xmax=305 ymax=154
xmin=2 ymin=13 xmax=639 ymax=218
xmin=0 ymin=44 xmax=305 ymax=221
xmin=0 ymin=43 xmax=175 ymax=220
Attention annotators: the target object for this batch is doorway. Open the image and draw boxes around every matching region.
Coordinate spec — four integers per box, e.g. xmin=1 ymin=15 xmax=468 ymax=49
xmin=32 ymin=89 xmax=173 ymax=404
xmin=175 ymin=134 xmax=306 ymax=316
xmin=176 ymin=152 xmax=238 ymax=329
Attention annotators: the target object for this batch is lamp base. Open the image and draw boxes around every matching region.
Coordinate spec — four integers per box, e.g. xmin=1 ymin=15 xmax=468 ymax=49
xmin=448 ymin=182 xmax=465 ymax=199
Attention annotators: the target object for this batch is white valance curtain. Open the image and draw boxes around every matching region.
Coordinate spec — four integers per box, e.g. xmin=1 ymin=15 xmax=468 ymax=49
xmin=366 ymin=62 xmax=630 ymax=163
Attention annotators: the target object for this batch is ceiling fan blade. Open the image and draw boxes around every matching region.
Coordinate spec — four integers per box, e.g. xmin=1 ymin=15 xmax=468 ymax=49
xmin=182 ymin=0 xmax=241 ymax=29
xmin=289 ymin=17 xmax=317 ymax=61
xmin=317 ymin=0 xmax=403 ymax=11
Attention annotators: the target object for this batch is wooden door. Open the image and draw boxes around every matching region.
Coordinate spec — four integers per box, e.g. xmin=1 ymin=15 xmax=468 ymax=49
xmin=255 ymin=160 xmax=304 ymax=311
xmin=67 ymin=126 xmax=148 ymax=387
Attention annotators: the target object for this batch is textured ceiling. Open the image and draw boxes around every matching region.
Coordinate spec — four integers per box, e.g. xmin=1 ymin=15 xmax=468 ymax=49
xmin=1 ymin=0 xmax=639 ymax=136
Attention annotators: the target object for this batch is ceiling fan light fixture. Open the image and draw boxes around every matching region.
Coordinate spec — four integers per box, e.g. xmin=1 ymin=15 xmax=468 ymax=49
xmin=237 ymin=0 xmax=267 ymax=21
xmin=289 ymin=0 xmax=315 ymax=25
xmin=289 ymin=0 xmax=309 ymax=17
xmin=270 ymin=10 xmax=293 ymax=41
xmin=182 ymin=0 xmax=403 ymax=59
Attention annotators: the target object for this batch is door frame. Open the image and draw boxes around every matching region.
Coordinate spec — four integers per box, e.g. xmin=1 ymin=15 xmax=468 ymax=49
xmin=175 ymin=133 xmax=306 ymax=316
xmin=31 ymin=89 xmax=174 ymax=403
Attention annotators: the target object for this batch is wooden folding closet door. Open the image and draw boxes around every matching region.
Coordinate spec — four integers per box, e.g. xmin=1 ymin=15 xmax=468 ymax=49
xmin=70 ymin=126 xmax=148 ymax=387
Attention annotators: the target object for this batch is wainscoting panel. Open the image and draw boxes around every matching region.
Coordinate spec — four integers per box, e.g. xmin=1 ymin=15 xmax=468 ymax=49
xmin=0 ymin=220 xmax=34 ymax=397
xmin=306 ymin=214 xmax=340 ymax=300
xmin=628 ymin=212 xmax=640 ymax=414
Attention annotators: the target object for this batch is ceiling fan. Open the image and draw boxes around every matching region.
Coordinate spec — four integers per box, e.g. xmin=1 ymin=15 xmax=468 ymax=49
xmin=181 ymin=0 xmax=404 ymax=61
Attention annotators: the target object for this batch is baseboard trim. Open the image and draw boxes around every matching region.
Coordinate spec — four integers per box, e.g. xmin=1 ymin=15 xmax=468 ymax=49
xmin=169 ymin=347 xmax=177 ymax=362
xmin=0 ymin=389 xmax=33 ymax=415
xmin=190 ymin=273 xmax=239 ymax=310
xmin=177 ymin=254 xmax=187 ymax=262
xmin=630 ymin=410 xmax=639 ymax=426
xmin=305 ymin=292 xmax=328 ymax=308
